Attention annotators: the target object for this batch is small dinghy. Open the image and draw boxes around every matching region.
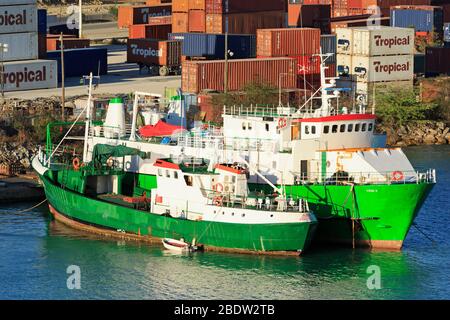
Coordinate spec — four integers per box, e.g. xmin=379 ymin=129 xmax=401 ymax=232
xmin=162 ymin=238 xmax=203 ymax=253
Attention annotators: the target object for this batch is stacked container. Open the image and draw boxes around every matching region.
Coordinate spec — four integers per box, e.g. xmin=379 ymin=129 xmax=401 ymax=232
xmin=336 ymin=26 xmax=415 ymax=105
xmin=391 ymin=5 xmax=444 ymax=39
xmin=118 ymin=4 xmax=172 ymax=29
xmin=172 ymin=0 xmax=286 ymax=35
xmin=1 ymin=0 xmax=57 ymax=92
xmin=256 ymin=28 xmax=322 ymax=89
xmin=288 ymin=3 xmax=332 ymax=34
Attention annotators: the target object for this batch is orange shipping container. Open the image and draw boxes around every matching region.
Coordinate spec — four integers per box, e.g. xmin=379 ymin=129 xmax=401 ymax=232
xmin=173 ymin=12 xmax=189 ymax=33
xmin=148 ymin=15 xmax=172 ymax=25
xmin=117 ymin=5 xmax=172 ymax=29
xmin=173 ymin=0 xmax=189 ymax=13
xmin=146 ymin=0 xmax=172 ymax=5
xmin=127 ymin=38 xmax=182 ymax=67
xmin=205 ymin=0 xmax=285 ymax=14
xmin=188 ymin=10 xmax=206 ymax=32
xmin=189 ymin=0 xmax=206 ymax=10
xmin=182 ymin=58 xmax=297 ymax=93
xmin=257 ymin=28 xmax=321 ymax=57
xmin=205 ymin=11 xmax=285 ymax=34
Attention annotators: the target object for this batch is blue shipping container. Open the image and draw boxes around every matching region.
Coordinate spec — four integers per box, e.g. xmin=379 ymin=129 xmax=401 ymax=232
xmin=169 ymin=33 xmax=256 ymax=59
xmin=46 ymin=48 xmax=108 ymax=80
xmin=391 ymin=8 xmax=443 ymax=33
xmin=38 ymin=9 xmax=47 ymax=34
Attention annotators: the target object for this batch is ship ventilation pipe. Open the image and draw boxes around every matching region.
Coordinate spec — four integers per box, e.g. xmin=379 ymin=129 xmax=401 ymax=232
xmin=104 ymin=97 xmax=126 ymax=139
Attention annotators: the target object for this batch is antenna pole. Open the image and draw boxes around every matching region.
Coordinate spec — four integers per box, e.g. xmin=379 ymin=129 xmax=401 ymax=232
xmin=83 ymin=72 xmax=93 ymax=162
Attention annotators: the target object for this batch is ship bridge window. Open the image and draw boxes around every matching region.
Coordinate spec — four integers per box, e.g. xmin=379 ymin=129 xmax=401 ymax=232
xmin=355 ymin=124 xmax=360 ymax=132
xmin=312 ymin=126 xmax=316 ymax=134
xmin=340 ymin=124 xmax=345 ymax=133
xmin=332 ymin=125 xmax=338 ymax=133
xmin=158 ymin=169 xmax=162 ymax=176
xmin=362 ymin=123 xmax=367 ymax=132
xmin=368 ymin=123 xmax=373 ymax=131
xmin=248 ymin=122 xmax=252 ymax=130
xmin=305 ymin=126 xmax=310 ymax=134
xmin=348 ymin=124 xmax=353 ymax=132
xmin=323 ymin=125 xmax=329 ymax=134
xmin=242 ymin=122 xmax=247 ymax=130
xmin=265 ymin=123 xmax=270 ymax=131
xmin=174 ymin=171 xmax=178 ymax=179
xmin=166 ymin=170 xmax=170 ymax=178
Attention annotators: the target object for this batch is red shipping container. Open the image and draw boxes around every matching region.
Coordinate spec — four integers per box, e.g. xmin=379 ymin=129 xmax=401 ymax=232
xmin=205 ymin=0 xmax=285 ymax=14
xmin=173 ymin=0 xmax=189 ymax=13
xmin=146 ymin=0 xmax=172 ymax=5
xmin=256 ymin=28 xmax=321 ymax=57
xmin=291 ymin=55 xmax=321 ymax=75
xmin=188 ymin=10 xmax=206 ymax=32
xmin=205 ymin=11 xmax=285 ymax=34
xmin=324 ymin=63 xmax=336 ymax=78
xmin=148 ymin=15 xmax=172 ymax=25
xmin=128 ymin=24 xmax=172 ymax=40
xmin=117 ymin=5 xmax=172 ymax=29
xmin=46 ymin=38 xmax=90 ymax=51
xmin=127 ymin=38 xmax=182 ymax=67
xmin=348 ymin=0 xmax=363 ymax=8
xmin=173 ymin=12 xmax=189 ymax=33
xmin=182 ymin=58 xmax=297 ymax=93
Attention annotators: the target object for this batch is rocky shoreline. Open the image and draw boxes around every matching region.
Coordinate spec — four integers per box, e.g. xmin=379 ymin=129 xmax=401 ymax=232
xmin=381 ymin=121 xmax=450 ymax=147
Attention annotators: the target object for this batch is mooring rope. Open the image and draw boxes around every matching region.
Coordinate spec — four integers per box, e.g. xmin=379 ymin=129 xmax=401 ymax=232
xmin=412 ymin=222 xmax=436 ymax=245
xmin=0 ymin=199 xmax=48 ymax=215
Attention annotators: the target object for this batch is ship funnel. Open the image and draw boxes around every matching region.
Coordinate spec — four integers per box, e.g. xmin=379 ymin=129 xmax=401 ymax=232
xmin=104 ymin=97 xmax=126 ymax=138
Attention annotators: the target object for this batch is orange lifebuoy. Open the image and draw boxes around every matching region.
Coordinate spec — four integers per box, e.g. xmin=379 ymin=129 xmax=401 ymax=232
xmin=391 ymin=171 xmax=404 ymax=181
xmin=72 ymin=157 xmax=81 ymax=171
xmin=213 ymin=183 xmax=224 ymax=193
xmin=213 ymin=196 xmax=223 ymax=206
xmin=278 ymin=118 xmax=287 ymax=129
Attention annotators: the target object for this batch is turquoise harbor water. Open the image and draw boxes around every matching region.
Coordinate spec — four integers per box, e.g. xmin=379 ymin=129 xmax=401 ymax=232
xmin=0 ymin=145 xmax=449 ymax=300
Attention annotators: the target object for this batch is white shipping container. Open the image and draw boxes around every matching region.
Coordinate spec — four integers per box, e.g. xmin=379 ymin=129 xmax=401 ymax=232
xmin=354 ymin=80 xmax=414 ymax=95
xmin=351 ymin=54 xmax=414 ymax=82
xmin=0 ymin=4 xmax=37 ymax=34
xmin=3 ymin=59 xmax=57 ymax=92
xmin=337 ymin=54 xmax=353 ymax=77
xmin=336 ymin=27 xmax=414 ymax=56
xmin=0 ymin=32 xmax=38 ymax=62
xmin=1 ymin=0 xmax=36 ymax=6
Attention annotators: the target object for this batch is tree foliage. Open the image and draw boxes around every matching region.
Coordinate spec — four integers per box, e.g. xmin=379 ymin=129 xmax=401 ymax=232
xmin=375 ymin=87 xmax=439 ymax=126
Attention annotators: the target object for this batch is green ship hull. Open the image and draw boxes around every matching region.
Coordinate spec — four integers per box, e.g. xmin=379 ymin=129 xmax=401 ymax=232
xmin=39 ymin=173 xmax=317 ymax=255
xmin=250 ymin=182 xmax=434 ymax=249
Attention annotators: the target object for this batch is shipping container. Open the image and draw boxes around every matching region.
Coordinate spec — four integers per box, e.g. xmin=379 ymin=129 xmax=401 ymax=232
xmin=38 ymin=33 xmax=46 ymax=59
xmin=425 ymin=46 xmax=450 ymax=76
xmin=117 ymin=5 xmax=172 ymax=29
xmin=3 ymin=59 xmax=57 ymax=92
xmin=444 ymin=23 xmax=450 ymax=41
xmin=189 ymin=0 xmax=206 ymax=11
xmin=48 ymin=24 xmax=79 ymax=37
xmin=47 ymin=37 xmax=90 ymax=51
xmin=172 ymin=12 xmax=189 ymax=33
xmin=128 ymin=23 xmax=172 ymax=40
xmin=38 ymin=8 xmax=47 ymax=34
xmin=127 ymin=38 xmax=182 ymax=75
xmin=391 ymin=6 xmax=444 ymax=33
xmin=0 ymin=32 xmax=38 ymax=62
xmin=325 ymin=62 xmax=337 ymax=77
xmin=147 ymin=0 xmax=172 ymax=5
xmin=148 ymin=15 xmax=172 ymax=25
xmin=182 ymin=57 xmax=297 ymax=93
xmin=173 ymin=0 xmax=189 ymax=13
xmin=174 ymin=33 xmax=256 ymax=59
xmin=188 ymin=10 xmax=206 ymax=32
xmin=205 ymin=0 xmax=285 ymax=14
xmin=0 ymin=0 xmax=36 ymax=5
xmin=336 ymin=26 xmax=415 ymax=56
xmin=205 ymin=10 xmax=285 ymax=34
xmin=291 ymin=55 xmax=321 ymax=75
xmin=361 ymin=0 xmax=432 ymax=16
xmin=287 ymin=4 xmax=331 ymax=32
xmin=353 ymin=80 xmax=414 ymax=99
xmin=46 ymin=48 xmax=108 ymax=79
xmin=351 ymin=54 xmax=414 ymax=82
xmin=321 ymin=34 xmax=337 ymax=64
xmin=257 ymin=28 xmax=321 ymax=57
xmin=0 ymin=4 xmax=37 ymax=34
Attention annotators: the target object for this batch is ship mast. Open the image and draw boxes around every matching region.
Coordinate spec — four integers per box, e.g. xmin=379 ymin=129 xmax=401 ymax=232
xmin=83 ymin=73 xmax=94 ymax=163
